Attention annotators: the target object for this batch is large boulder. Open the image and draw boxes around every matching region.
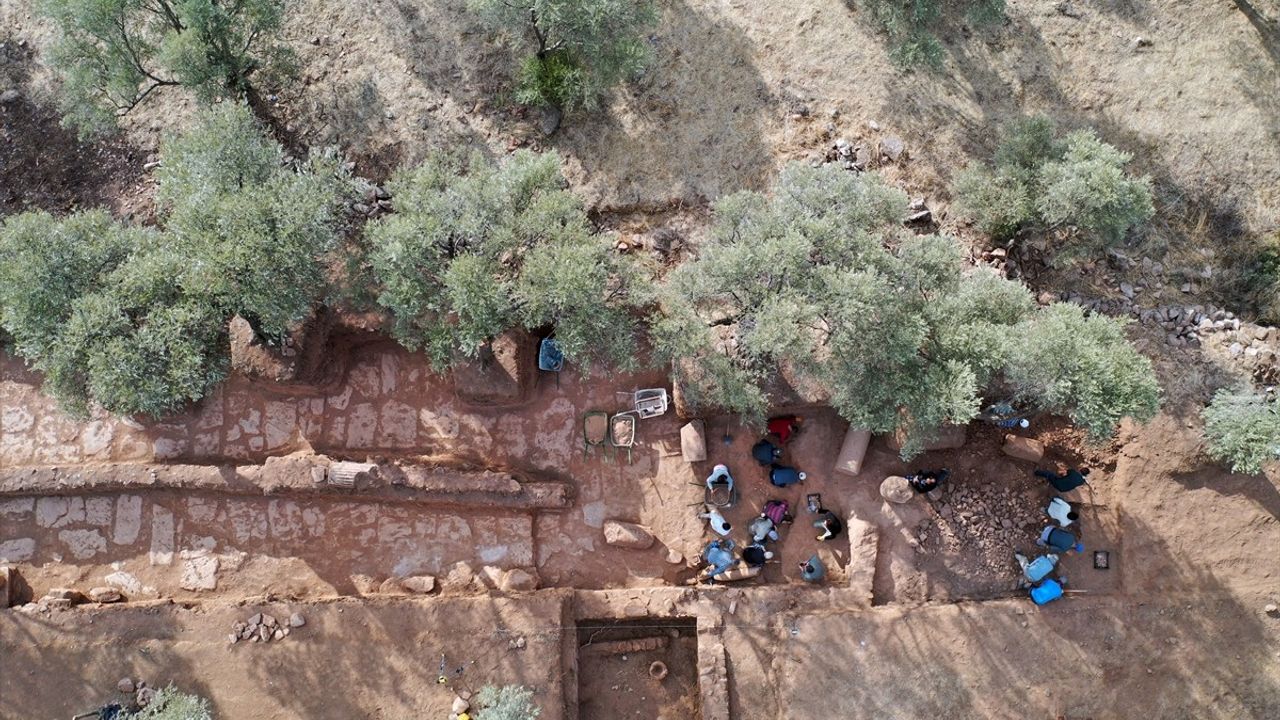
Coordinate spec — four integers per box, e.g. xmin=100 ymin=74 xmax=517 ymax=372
xmin=680 ymin=420 xmax=708 ymax=462
xmin=603 ymin=520 xmax=655 ymax=550
xmin=1002 ymin=435 xmax=1045 ymax=463
xmin=400 ymin=575 xmax=436 ymax=594
xmin=833 ymin=427 xmax=872 ymax=478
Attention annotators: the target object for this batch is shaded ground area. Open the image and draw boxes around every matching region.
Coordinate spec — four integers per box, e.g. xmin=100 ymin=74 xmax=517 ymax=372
xmin=0 ymin=33 xmax=149 ymax=218
xmin=0 ymin=595 xmax=570 ymax=720
xmin=0 ymin=490 xmax=532 ymax=599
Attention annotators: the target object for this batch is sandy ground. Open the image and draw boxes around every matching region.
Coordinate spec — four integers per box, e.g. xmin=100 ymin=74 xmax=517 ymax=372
xmin=1 ymin=595 xmax=571 ymax=720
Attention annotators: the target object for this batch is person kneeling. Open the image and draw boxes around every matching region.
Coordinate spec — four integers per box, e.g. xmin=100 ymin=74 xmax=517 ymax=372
xmin=814 ymin=510 xmax=843 ymax=541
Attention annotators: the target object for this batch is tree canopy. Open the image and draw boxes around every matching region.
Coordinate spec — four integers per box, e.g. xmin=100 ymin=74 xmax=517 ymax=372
xmin=1202 ymin=389 xmax=1280 ymax=475
xmin=39 ymin=0 xmax=290 ymax=134
xmin=0 ymin=104 xmax=345 ymax=417
xmin=955 ymin=116 xmax=1154 ymax=257
xmin=468 ymin=0 xmax=657 ymax=111
xmin=157 ymin=103 xmax=349 ymax=339
xmin=366 ymin=150 xmax=645 ymax=371
xmin=657 ymin=162 xmax=1159 ymax=455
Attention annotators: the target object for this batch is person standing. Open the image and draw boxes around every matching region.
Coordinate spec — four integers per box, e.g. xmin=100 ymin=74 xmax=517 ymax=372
xmin=1035 ymin=467 xmax=1090 ymax=493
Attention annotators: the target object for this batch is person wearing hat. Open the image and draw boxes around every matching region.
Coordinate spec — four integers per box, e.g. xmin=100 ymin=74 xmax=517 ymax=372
xmin=749 ymin=514 xmax=779 ymax=543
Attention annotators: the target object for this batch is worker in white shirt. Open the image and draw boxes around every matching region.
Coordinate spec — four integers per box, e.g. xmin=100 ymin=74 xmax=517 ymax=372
xmin=699 ymin=506 xmax=733 ymax=536
xmin=1046 ymin=497 xmax=1079 ymax=528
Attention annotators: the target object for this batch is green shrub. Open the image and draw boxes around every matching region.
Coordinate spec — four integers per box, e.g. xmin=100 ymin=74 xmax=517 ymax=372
xmin=860 ymin=0 xmax=1005 ymax=69
xmin=469 ymin=0 xmax=657 ymax=111
xmin=657 ymin=162 xmax=1160 ymax=455
xmin=475 ymin=684 xmax=541 ymax=720
xmin=0 ymin=210 xmax=137 ymax=358
xmin=128 ymin=685 xmax=214 ymax=719
xmin=1202 ymin=389 xmax=1280 ymax=475
xmin=1005 ymin=303 xmax=1160 ymax=441
xmin=39 ymin=0 xmax=290 ymax=135
xmin=45 ymin=250 xmax=229 ymax=418
xmin=366 ymin=150 xmax=644 ymax=370
xmin=955 ymin=116 xmax=1154 ymax=257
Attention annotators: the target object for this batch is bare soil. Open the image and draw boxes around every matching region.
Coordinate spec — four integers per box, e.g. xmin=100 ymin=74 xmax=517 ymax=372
xmin=4 ymin=0 xmax=1280 ymax=718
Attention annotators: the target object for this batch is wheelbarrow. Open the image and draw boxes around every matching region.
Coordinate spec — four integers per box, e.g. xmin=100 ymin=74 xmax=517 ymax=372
xmin=583 ymin=411 xmax=609 ymax=461
xmin=609 ymin=412 xmax=636 ymax=464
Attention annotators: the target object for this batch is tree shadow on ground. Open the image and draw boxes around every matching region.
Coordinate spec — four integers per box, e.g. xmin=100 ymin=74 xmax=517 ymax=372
xmin=1233 ymin=0 xmax=1280 ymax=65
xmin=1173 ymin=465 xmax=1280 ymax=519
xmin=549 ymin=0 xmax=777 ymax=211
xmin=243 ymin=595 xmax=569 ymax=719
xmin=0 ymin=35 xmax=147 ymax=218
xmin=0 ymin=606 xmax=208 ymax=719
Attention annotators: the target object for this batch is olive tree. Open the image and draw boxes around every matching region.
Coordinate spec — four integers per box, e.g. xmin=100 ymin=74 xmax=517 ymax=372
xmin=158 ymin=103 xmax=349 ymax=339
xmin=0 ymin=210 xmax=137 ymax=359
xmin=39 ymin=0 xmax=290 ymax=134
xmin=1202 ymin=389 xmax=1280 ymax=475
xmin=44 ymin=247 xmax=229 ymax=418
xmin=366 ymin=150 xmax=644 ymax=371
xmin=955 ymin=116 xmax=1154 ymax=257
xmin=658 ymin=162 xmax=1159 ymax=455
xmin=468 ymin=0 xmax=657 ymax=111
xmin=0 ymin=104 xmax=345 ymax=417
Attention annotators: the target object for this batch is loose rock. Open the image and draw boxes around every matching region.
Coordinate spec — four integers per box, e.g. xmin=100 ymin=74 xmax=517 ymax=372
xmin=603 ymin=520 xmax=656 ymax=549
xmin=88 ymin=587 xmax=123 ymax=603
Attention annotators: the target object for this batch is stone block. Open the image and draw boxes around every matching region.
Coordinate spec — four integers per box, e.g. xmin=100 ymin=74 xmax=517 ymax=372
xmin=1002 ymin=435 xmax=1045 ymax=463
xmin=680 ymin=420 xmax=708 ymax=462
xmin=832 ymin=427 xmax=872 ymax=478
xmin=603 ymin=520 xmax=655 ymax=549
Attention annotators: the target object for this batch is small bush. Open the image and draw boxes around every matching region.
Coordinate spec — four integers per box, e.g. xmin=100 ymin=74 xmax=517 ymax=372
xmin=128 ymin=685 xmax=213 ymax=719
xmin=1005 ymin=303 xmax=1160 ymax=441
xmin=860 ymin=0 xmax=1006 ymax=69
xmin=955 ymin=116 xmax=1154 ymax=257
xmin=469 ymin=0 xmax=658 ymax=111
xmin=1202 ymin=389 xmax=1280 ymax=475
xmin=475 ymin=685 xmax=541 ymax=720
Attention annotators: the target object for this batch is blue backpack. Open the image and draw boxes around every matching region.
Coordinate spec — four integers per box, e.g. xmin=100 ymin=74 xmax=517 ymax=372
xmin=1030 ymin=578 xmax=1064 ymax=605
